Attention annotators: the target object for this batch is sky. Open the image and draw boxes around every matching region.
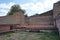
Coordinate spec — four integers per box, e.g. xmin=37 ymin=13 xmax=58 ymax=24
xmin=0 ymin=0 xmax=60 ymax=16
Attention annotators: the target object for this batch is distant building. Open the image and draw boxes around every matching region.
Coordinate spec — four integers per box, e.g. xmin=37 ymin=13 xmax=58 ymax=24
xmin=0 ymin=1 xmax=60 ymax=35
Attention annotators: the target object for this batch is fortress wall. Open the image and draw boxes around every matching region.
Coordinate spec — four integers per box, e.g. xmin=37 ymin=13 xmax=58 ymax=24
xmin=29 ymin=16 xmax=53 ymax=25
xmin=53 ymin=2 xmax=60 ymax=18
xmin=53 ymin=1 xmax=60 ymax=35
xmin=56 ymin=17 xmax=60 ymax=35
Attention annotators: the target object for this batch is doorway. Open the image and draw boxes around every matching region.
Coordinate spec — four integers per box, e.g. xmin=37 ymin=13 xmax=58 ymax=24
xmin=10 ymin=25 xmax=13 ymax=30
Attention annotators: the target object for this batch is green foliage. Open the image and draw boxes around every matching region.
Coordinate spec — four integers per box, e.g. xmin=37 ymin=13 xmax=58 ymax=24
xmin=35 ymin=13 xmax=39 ymax=16
xmin=25 ymin=14 xmax=28 ymax=17
xmin=34 ymin=13 xmax=39 ymax=16
xmin=7 ymin=4 xmax=25 ymax=16
xmin=0 ymin=32 xmax=60 ymax=40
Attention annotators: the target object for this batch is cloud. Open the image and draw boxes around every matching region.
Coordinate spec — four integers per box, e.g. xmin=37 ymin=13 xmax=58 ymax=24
xmin=21 ymin=0 xmax=59 ymax=15
xmin=43 ymin=0 xmax=59 ymax=9
xmin=21 ymin=2 xmax=44 ymax=14
xmin=0 ymin=2 xmax=15 ymax=9
xmin=0 ymin=9 xmax=8 ymax=13
xmin=0 ymin=2 xmax=15 ymax=16
xmin=0 ymin=0 xmax=59 ymax=16
xmin=0 ymin=9 xmax=9 ymax=16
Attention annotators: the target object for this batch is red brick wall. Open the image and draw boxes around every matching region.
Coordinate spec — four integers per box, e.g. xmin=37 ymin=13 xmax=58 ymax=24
xmin=15 ymin=12 xmax=55 ymax=30
xmin=25 ymin=25 xmax=55 ymax=30
xmin=53 ymin=2 xmax=60 ymax=35
xmin=29 ymin=16 xmax=53 ymax=25
xmin=0 ymin=25 xmax=10 ymax=33
xmin=53 ymin=2 xmax=60 ymax=18
xmin=13 ymin=12 xmax=25 ymax=25
xmin=15 ymin=24 xmax=56 ymax=30
xmin=56 ymin=18 xmax=60 ymax=34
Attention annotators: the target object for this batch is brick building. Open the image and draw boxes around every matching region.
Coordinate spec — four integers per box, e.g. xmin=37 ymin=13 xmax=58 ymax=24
xmin=0 ymin=1 xmax=60 ymax=34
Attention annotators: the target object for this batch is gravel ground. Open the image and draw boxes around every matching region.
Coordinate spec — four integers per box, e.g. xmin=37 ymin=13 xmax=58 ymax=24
xmin=0 ymin=31 xmax=60 ymax=40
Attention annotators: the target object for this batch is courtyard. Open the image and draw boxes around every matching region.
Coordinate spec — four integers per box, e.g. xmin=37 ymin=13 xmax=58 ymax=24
xmin=0 ymin=31 xmax=60 ymax=40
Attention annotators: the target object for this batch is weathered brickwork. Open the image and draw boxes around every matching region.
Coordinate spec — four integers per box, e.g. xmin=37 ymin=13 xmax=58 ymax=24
xmin=0 ymin=1 xmax=60 ymax=34
xmin=0 ymin=25 xmax=10 ymax=33
xmin=53 ymin=1 xmax=60 ymax=35
xmin=53 ymin=1 xmax=60 ymax=18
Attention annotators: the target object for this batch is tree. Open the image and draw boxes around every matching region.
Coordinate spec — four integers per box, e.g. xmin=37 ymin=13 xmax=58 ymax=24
xmin=34 ymin=13 xmax=39 ymax=16
xmin=35 ymin=13 xmax=39 ymax=16
xmin=7 ymin=4 xmax=25 ymax=15
xmin=25 ymin=14 xmax=28 ymax=17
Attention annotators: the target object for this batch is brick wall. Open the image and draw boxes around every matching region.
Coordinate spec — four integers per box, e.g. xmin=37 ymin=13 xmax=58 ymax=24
xmin=29 ymin=16 xmax=53 ymax=25
xmin=13 ymin=12 xmax=25 ymax=25
xmin=56 ymin=17 xmax=60 ymax=35
xmin=15 ymin=14 xmax=55 ymax=30
xmin=53 ymin=2 xmax=60 ymax=18
xmin=15 ymin=24 xmax=56 ymax=30
xmin=14 ymin=10 xmax=55 ymax=30
xmin=0 ymin=25 xmax=10 ymax=33
xmin=53 ymin=1 xmax=60 ymax=35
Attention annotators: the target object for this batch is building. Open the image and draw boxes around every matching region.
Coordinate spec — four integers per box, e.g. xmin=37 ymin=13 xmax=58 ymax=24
xmin=0 ymin=1 xmax=60 ymax=34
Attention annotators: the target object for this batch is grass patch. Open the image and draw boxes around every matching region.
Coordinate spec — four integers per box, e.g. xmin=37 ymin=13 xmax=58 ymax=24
xmin=37 ymin=32 xmax=60 ymax=40
xmin=0 ymin=31 xmax=60 ymax=40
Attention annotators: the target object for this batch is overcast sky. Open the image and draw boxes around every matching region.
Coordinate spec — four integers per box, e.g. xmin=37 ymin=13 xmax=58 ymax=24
xmin=0 ymin=0 xmax=60 ymax=16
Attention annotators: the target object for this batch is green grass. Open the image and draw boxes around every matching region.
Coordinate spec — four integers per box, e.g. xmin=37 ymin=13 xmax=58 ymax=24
xmin=0 ymin=31 xmax=60 ymax=40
